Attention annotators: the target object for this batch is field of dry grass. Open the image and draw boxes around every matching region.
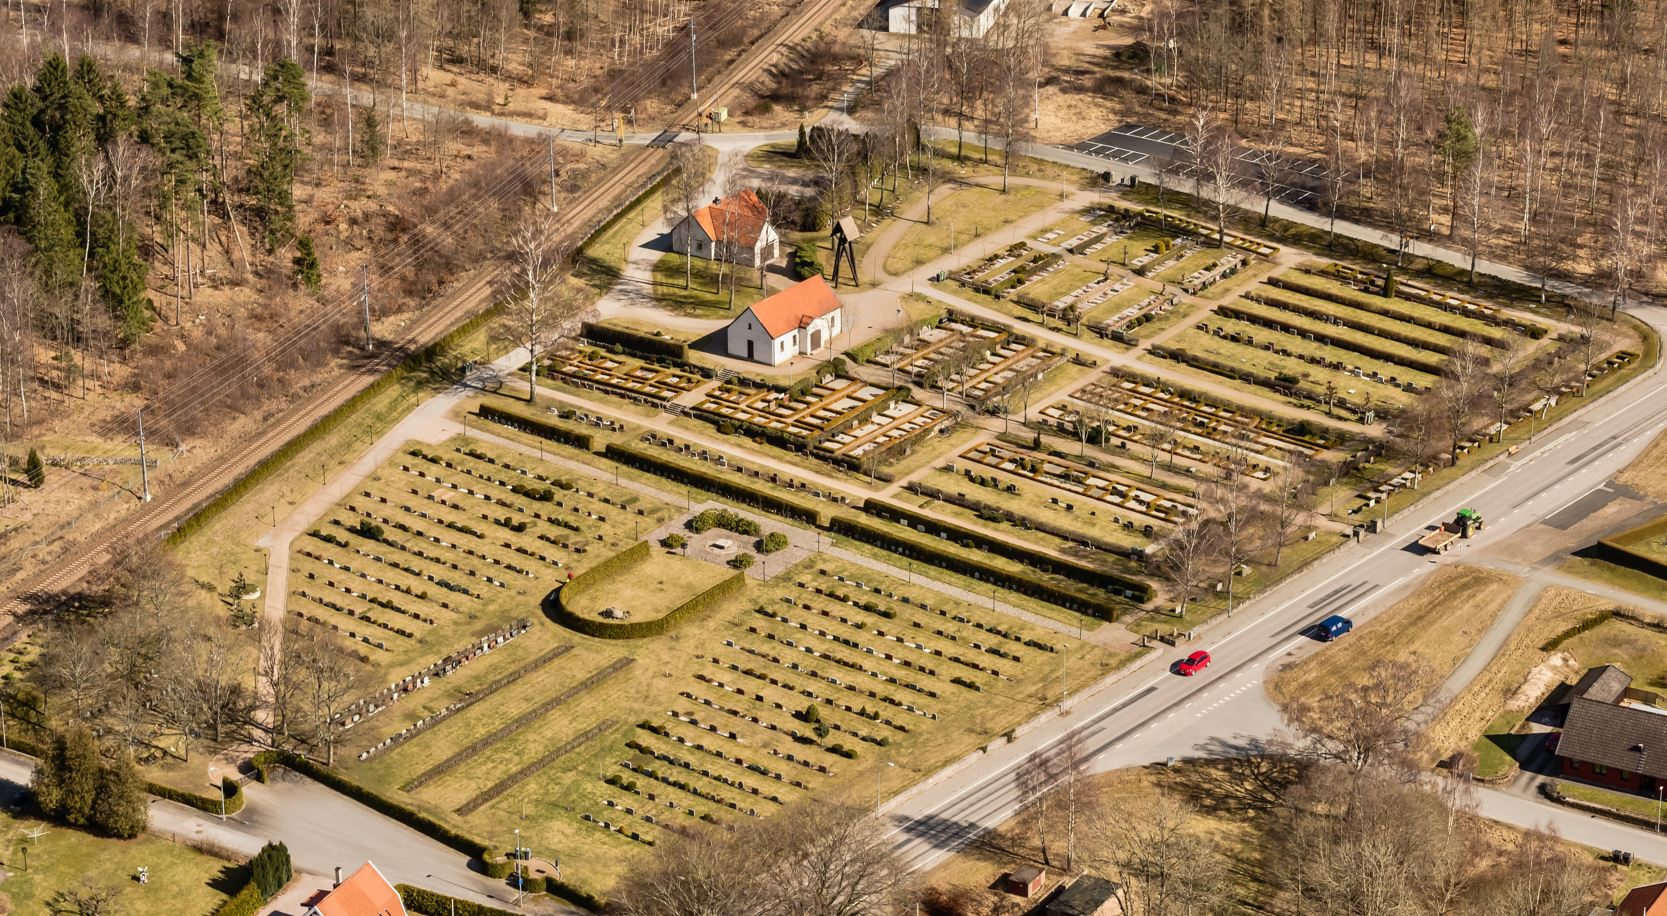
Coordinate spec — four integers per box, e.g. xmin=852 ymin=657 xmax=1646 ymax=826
xmin=1617 ymin=428 xmax=1667 ymax=503
xmin=1267 ymin=565 xmax=1521 ymax=712
xmin=1423 ymin=586 xmax=1618 ymax=760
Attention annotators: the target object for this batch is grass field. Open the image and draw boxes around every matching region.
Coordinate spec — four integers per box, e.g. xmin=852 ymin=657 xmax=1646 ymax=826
xmin=346 ymin=543 xmax=1124 ymax=899
xmin=563 ymin=552 xmax=732 ymax=620
xmin=1153 ymin=245 xmax=1230 ymax=284
xmin=1202 ymin=312 xmax=1439 ymax=389
xmin=1159 ymin=327 xmax=1420 ymax=411
xmin=1558 ymin=779 xmax=1667 ymax=823
xmin=1618 ymin=426 xmax=1667 ymax=503
xmin=1472 ymin=710 xmax=1528 ymax=779
xmin=1267 ymin=565 xmax=1521 ymax=712
xmin=1423 ymin=586 xmax=1621 ymax=761
xmin=1015 ymin=263 xmax=1108 ymax=308
xmin=0 ymin=811 xmax=237 ymax=914
xmin=1559 ymin=616 xmax=1667 ymax=692
xmin=1230 ymin=298 xmax=1448 ymax=369
xmin=884 ymin=185 xmax=1055 ymax=277
xmin=288 ymin=435 xmax=675 ymax=677
xmin=650 ymin=252 xmax=767 ymax=318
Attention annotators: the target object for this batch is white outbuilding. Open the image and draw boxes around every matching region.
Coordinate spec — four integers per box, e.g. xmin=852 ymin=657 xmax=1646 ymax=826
xmin=726 ymin=275 xmax=844 ymax=366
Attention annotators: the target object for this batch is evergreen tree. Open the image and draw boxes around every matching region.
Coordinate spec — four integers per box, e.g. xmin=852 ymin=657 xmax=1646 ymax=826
xmin=31 ymin=725 xmax=101 ymax=828
xmin=250 ymin=842 xmax=292 ymax=897
xmin=30 ymin=54 xmax=96 ymax=202
xmin=24 ymin=447 xmax=45 ymax=487
xmin=73 ymin=55 xmax=132 ymax=149
xmin=357 ymin=106 xmax=385 ymax=167
xmin=91 ymin=751 xmax=148 ymax=839
xmin=15 ymin=150 xmax=82 ymax=293
xmin=292 ymin=234 xmax=322 ymax=293
xmin=246 ymin=58 xmax=309 ymax=249
xmin=89 ymin=210 xmax=151 ymax=343
xmin=795 ymin=122 xmax=808 ymax=158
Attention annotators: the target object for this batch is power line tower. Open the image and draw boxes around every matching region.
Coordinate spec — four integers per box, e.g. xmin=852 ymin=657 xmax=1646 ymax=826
xmin=689 ymin=15 xmax=698 ymax=101
xmin=137 ymin=408 xmax=152 ymax=502
xmin=360 ymin=263 xmax=373 ymax=351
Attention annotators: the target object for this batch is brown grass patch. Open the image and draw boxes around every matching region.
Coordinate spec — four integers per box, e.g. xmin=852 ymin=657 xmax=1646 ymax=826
xmin=1617 ymin=427 xmax=1667 ymax=503
xmin=1267 ymin=565 xmax=1521 ymax=712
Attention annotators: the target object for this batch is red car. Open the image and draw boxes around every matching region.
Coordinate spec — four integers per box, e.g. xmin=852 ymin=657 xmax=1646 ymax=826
xmin=1177 ymin=650 xmax=1211 ymax=676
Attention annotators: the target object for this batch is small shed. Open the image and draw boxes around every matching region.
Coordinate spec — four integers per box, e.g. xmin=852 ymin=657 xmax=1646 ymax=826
xmin=1045 ymin=875 xmax=1122 ymax=916
xmin=1002 ymin=865 xmax=1046 ymax=898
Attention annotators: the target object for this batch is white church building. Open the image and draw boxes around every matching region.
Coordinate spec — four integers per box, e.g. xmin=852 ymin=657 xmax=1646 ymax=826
xmin=725 ymin=275 xmax=844 ymax=367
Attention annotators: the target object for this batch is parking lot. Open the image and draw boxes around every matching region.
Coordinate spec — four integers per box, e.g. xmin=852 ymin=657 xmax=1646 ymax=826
xmin=1065 ymin=124 xmax=1326 ymax=207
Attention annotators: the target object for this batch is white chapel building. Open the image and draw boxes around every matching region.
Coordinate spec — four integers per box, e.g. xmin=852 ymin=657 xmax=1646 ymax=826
xmin=726 ymin=275 xmax=844 ymax=366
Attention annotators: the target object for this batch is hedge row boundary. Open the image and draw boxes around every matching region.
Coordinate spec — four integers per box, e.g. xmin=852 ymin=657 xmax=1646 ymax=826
xmin=1591 ymin=516 xmax=1667 ymax=582
xmin=149 ymin=776 xmax=244 ymax=818
xmin=1215 ymin=303 xmax=1446 ymax=377
xmin=1102 ymin=367 xmax=1346 ymax=447
xmin=1270 ymin=273 xmax=1513 ymax=349
xmin=863 ymin=498 xmax=1150 ymax=601
xmin=475 ymin=403 xmax=594 ymax=451
xmin=603 ymin=443 xmax=827 ymax=526
xmin=1242 ymin=287 xmax=1462 ymax=357
xmin=551 ymin=563 xmax=746 ymax=638
xmin=400 ymin=881 xmax=604 ymax=915
xmin=579 ymin=321 xmax=689 ymax=362
xmin=167 ymin=306 xmax=504 ymax=545
xmin=828 ymin=513 xmax=1127 ymax=620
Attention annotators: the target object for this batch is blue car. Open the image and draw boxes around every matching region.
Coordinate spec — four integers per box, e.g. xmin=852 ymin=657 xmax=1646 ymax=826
xmin=1316 ymin=614 xmax=1353 ymax=641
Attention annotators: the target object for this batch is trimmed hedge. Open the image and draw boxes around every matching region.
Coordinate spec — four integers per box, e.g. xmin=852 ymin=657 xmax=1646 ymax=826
xmin=167 ymin=305 xmax=504 ymax=545
xmin=550 ymin=565 xmax=746 ymax=638
xmin=399 ymin=882 xmax=606 ymax=915
xmin=844 ymin=310 xmax=945 ymax=365
xmin=1215 ymin=302 xmax=1447 ymax=376
xmin=603 ymin=443 xmax=827 ymax=526
xmin=475 ymin=403 xmax=594 ymax=451
xmin=1591 ymin=517 xmax=1667 ymax=582
xmin=829 ymin=514 xmax=1129 ymax=620
xmin=148 ymin=776 xmax=244 ymax=817
xmin=1541 ymin=610 xmax=1615 ymax=652
xmin=863 ymin=499 xmax=1151 ymax=601
xmin=580 ymin=321 xmax=689 ymax=361
xmin=399 ymin=886 xmax=519 ymax=916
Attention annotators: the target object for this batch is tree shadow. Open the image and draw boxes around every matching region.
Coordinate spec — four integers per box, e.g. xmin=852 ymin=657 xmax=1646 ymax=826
xmin=1155 ymin=737 xmax=1306 ymax=818
xmin=206 ymin=861 xmax=252 ymax=897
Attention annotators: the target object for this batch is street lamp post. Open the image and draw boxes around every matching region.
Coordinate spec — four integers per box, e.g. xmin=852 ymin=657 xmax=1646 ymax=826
xmin=513 ymin=828 xmax=523 ymax=908
xmin=873 ymin=759 xmax=895 ymax=815
xmin=209 ymin=766 xmax=224 ymax=821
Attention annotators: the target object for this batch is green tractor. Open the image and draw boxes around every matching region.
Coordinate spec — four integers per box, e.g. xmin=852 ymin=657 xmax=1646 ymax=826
xmin=1455 ymin=508 xmax=1485 ymax=538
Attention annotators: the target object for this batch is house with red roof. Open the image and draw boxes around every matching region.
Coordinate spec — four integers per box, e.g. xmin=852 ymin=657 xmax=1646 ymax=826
xmin=670 ymin=189 xmax=780 ymax=268
xmin=1615 ymin=880 xmax=1667 ymax=916
xmin=306 ymin=862 xmax=406 ymax=916
xmin=725 ymin=275 xmax=844 ymax=366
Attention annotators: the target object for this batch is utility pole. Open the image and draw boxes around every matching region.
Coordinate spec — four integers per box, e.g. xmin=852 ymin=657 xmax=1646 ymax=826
xmin=547 ymin=134 xmax=559 ymax=213
xmin=689 ymin=16 xmax=698 ymax=101
xmin=137 ymin=408 xmax=152 ymax=502
xmin=360 ymin=263 xmax=373 ymax=351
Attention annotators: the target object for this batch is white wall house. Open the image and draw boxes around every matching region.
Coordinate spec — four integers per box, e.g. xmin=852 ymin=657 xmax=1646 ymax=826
xmin=881 ymin=0 xmax=1009 ymax=38
xmin=726 ymin=275 xmax=844 ymax=367
xmin=670 ymin=189 xmax=781 ymax=268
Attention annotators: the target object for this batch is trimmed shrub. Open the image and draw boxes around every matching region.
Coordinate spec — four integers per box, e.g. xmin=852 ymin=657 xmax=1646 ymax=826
xmin=549 ymin=568 xmax=746 ymax=638
xmin=862 ymin=499 xmax=1150 ymax=601
xmin=688 ymin=508 xmax=760 ymax=537
xmin=728 ymin=552 xmax=756 ymax=570
xmin=475 ymin=404 xmax=594 ymax=451
xmin=212 ymin=883 xmax=265 ymax=916
xmin=250 ymin=842 xmax=293 ymax=898
xmin=603 ymin=444 xmax=825 ymax=526
xmin=1541 ymin=610 xmax=1615 ymax=652
xmin=759 ymin=531 xmax=789 ymax=554
xmin=791 ymin=239 xmax=822 ymax=280
xmin=828 ymin=514 xmax=1131 ymax=620
xmin=580 ymin=321 xmax=689 ymax=361
xmin=147 ymin=776 xmax=245 ymax=817
xmin=399 ymin=886 xmax=520 ymax=916
xmin=661 ymin=533 xmax=688 ymax=550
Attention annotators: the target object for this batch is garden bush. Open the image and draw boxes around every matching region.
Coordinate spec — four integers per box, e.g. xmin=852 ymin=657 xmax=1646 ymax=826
xmin=759 ymin=531 xmax=789 ymax=554
xmin=728 ymin=552 xmax=756 ymax=570
xmin=398 ymin=886 xmax=522 ymax=916
xmin=688 ymin=508 xmax=760 ymax=536
xmin=791 ymin=239 xmax=822 ymax=280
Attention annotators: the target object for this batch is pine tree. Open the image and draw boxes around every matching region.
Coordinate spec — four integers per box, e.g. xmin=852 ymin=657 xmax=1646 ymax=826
xmin=32 ymin=726 xmax=101 ymax=828
xmin=796 ymin=122 xmax=808 ymax=158
xmin=23 ymin=447 xmax=44 ymax=487
xmin=245 ymin=59 xmax=309 ymax=250
xmin=29 ymin=54 xmax=96 ymax=201
xmin=292 ymin=234 xmax=322 ymax=293
xmin=357 ymin=106 xmax=385 ymax=167
xmin=90 ymin=210 xmax=150 ymax=344
xmin=92 ymin=751 xmax=148 ymax=839
xmin=14 ymin=149 xmax=81 ymax=293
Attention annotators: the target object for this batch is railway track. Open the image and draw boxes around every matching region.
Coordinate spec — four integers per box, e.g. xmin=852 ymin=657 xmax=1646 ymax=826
xmin=0 ymin=0 xmax=851 ymax=618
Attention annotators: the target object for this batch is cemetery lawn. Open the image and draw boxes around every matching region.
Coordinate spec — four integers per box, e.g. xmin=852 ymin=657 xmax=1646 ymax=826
xmin=884 ymin=186 xmax=1055 ymax=277
xmin=650 ymin=253 xmax=766 ymax=318
xmin=0 ymin=810 xmax=238 ymax=915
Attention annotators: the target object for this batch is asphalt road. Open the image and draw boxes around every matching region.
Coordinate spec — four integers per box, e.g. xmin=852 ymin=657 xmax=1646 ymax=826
xmin=882 ymin=305 xmax=1667 ymax=872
